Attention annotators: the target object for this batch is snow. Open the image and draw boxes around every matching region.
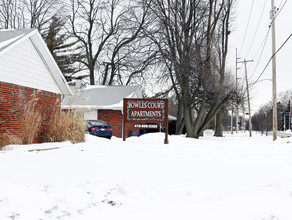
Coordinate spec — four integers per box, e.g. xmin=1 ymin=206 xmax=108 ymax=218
xmin=0 ymin=34 xmax=24 ymax=50
xmin=1 ymin=132 xmax=292 ymax=220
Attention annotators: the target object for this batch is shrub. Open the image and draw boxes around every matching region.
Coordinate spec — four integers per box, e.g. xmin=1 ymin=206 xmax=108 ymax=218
xmin=47 ymin=104 xmax=85 ymax=144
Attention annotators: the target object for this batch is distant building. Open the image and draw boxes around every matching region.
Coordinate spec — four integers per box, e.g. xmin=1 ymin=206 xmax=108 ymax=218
xmin=61 ymin=81 xmax=142 ymax=138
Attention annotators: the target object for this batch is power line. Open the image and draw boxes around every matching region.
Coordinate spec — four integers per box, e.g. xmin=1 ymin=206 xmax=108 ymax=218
xmin=278 ymin=0 xmax=284 ymax=8
xmin=249 ymin=0 xmax=288 ymax=84
xmin=247 ymin=0 xmax=287 ymax=78
xmin=239 ymin=0 xmax=255 ymax=56
xmin=270 ymin=0 xmax=288 ymax=25
xmin=251 ymin=32 xmax=292 ymax=87
xmin=275 ymin=0 xmax=287 ymax=19
xmin=245 ymin=0 xmax=267 ymax=58
xmin=249 ymin=27 xmax=271 ymax=79
xmin=252 ymin=27 xmax=271 ymax=61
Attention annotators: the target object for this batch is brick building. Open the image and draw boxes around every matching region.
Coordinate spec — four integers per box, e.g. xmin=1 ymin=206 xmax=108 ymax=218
xmin=0 ymin=29 xmax=72 ymax=143
xmin=61 ymin=82 xmax=142 ymax=138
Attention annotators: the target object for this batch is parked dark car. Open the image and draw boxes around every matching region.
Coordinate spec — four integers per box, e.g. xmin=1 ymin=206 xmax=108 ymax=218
xmin=86 ymin=120 xmax=113 ymax=139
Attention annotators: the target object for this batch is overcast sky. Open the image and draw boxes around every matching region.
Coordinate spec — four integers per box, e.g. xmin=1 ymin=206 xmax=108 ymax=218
xmin=228 ymin=0 xmax=292 ymax=113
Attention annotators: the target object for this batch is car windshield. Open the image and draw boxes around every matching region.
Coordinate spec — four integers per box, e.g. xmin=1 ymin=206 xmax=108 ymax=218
xmin=87 ymin=120 xmax=108 ymax=127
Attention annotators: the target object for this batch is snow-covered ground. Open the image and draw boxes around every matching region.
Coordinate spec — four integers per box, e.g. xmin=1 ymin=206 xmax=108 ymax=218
xmin=1 ymin=132 xmax=292 ymax=220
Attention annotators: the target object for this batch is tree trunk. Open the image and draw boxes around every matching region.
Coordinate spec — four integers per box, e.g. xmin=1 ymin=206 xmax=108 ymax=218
xmin=89 ymin=68 xmax=95 ymax=85
xmin=214 ymin=109 xmax=224 ymax=137
xmin=175 ymin=100 xmax=184 ymax=134
xmin=89 ymin=60 xmax=95 ymax=85
xmin=102 ymin=63 xmax=110 ymax=85
xmin=193 ymin=101 xmax=207 ymax=137
xmin=183 ymin=102 xmax=195 ymax=138
xmin=108 ymin=65 xmax=116 ymax=85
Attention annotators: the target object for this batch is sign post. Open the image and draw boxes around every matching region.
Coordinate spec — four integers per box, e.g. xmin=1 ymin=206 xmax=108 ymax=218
xmin=123 ymin=98 xmax=169 ymax=144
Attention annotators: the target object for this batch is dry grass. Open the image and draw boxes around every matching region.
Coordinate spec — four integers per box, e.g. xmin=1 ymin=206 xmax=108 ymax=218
xmin=47 ymin=107 xmax=85 ymax=144
xmin=18 ymin=91 xmax=42 ymax=144
xmin=0 ymin=129 xmax=22 ymax=149
xmin=1 ymin=91 xmax=86 ymax=149
xmin=0 ymin=101 xmax=8 ymax=149
xmin=47 ymin=91 xmax=86 ymax=144
xmin=0 ymin=91 xmax=42 ymax=149
xmin=0 ymin=101 xmax=22 ymax=149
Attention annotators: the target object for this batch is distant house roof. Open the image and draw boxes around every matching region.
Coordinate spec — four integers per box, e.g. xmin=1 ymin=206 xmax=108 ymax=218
xmin=0 ymin=29 xmax=71 ymax=95
xmin=61 ymin=84 xmax=143 ymax=110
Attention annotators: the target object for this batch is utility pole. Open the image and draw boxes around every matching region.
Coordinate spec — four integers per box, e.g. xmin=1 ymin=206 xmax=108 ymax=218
xmin=283 ymin=113 xmax=286 ymax=131
xmin=231 ymin=106 xmax=233 ymax=134
xmin=288 ymin=106 xmax=291 ymax=130
xmin=239 ymin=59 xmax=253 ymax=137
xmin=271 ymin=0 xmax=277 ymax=141
xmin=242 ymin=105 xmax=245 ymax=132
xmin=235 ymin=48 xmax=239 ymax=133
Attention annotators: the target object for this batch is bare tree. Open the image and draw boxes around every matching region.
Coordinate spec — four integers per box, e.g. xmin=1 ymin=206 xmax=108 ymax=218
xmin=148 ymin=0 xmax=235 ymax=138
xmin=23 ymin=0 xmax=64 ymax=31
xmin=68 ymin=0 xmax=155 ymax=86
xmin=146 ymin=0 xmax=204 ymax=135
xmin=252 ymin=103 xmax=272 ymax=135
xmin=0 ymin=0 xmax=64 ymax=31
xmin=68 ymin=0 xmax=126 ymax=85
xmin=0 ymin=0 xmax=26 ymax=29
xmin=100 ymin=0 xmax=156 ymax=86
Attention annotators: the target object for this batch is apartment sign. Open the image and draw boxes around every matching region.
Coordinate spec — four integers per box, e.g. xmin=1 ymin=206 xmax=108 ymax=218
xmin=123 ymin=98 xmax=169 ymax=144
xmin=126 ymin=99 xmax=166 ymax=121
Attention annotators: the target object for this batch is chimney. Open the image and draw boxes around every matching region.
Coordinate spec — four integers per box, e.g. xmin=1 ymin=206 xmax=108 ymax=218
xmin=75 ymin=79 xmax=82 ymax=89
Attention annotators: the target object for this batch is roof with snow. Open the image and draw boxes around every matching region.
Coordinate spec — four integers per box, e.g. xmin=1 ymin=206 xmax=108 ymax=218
xmin=0 ymin=29 xmax=71 ymax=95
xmin=61 ymin=85 xmax=143 ymax=110
xmin=0 ymin=29 xmax=32 ymax=51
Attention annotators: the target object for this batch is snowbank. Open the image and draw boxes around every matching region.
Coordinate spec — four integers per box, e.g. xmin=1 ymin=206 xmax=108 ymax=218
xmin=1 ymin=133 xmax=292 ymax=220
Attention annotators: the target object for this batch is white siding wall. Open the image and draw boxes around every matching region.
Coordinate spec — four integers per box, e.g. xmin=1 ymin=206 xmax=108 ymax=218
xmin=83 ymin=110 xmax=98 ymax=120
xmin=0 ymin=38 xmax=62 ymax=94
